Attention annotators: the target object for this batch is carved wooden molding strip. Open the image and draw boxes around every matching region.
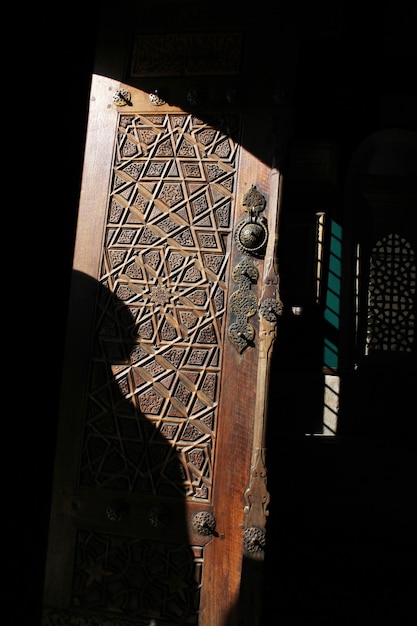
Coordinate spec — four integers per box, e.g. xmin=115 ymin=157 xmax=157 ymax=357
xmin=42 ymin=606 xmax=178 ymax=625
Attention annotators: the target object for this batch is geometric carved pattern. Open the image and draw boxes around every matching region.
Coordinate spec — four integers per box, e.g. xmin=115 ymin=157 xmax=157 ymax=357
xmin=68 ymin=530 xmax=202 ymax=624
xmin=366 ymin=233 xmax=416 ymax=353
xmin=80 ymin=113 xmax=241 ymax=501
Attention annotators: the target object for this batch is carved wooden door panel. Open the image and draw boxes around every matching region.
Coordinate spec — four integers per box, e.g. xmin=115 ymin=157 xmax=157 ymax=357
xmin=42 ymin=72 xmax=282 ymax=626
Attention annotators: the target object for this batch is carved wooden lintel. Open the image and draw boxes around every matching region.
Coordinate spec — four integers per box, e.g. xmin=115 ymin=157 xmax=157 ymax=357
xmin=130 ymin=33 xmax=242 ymax=77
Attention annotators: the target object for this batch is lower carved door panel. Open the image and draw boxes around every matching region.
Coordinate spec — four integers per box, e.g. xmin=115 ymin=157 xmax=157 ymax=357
xmin=42 ymin=75 xmax=282 ymax=626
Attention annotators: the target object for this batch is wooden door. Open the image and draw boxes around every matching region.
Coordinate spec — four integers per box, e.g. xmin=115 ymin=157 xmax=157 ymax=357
xmin=42 ymin=24 xmax=282 ymax=626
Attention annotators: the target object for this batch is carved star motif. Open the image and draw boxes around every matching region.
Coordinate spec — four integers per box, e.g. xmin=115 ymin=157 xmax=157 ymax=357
xmin=150 ymin=281 xmax=171 ymax=306
xmin=84 ymin=560 xmax=113 ymax=587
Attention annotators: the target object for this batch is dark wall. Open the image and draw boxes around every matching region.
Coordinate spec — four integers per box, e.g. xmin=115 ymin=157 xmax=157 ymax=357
xmin=14 ymin=11 xmax=97 ymax=626
xmin=262 ymin=4 xmax=417 ymax=622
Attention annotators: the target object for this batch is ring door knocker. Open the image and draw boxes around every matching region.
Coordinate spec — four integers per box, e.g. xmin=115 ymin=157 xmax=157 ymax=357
xmin=235 ymin=185 xmax=268 ymax=258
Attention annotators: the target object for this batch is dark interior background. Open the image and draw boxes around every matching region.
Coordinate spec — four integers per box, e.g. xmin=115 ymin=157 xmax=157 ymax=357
xmin=15 ymin=1 xmax=416 ymax=624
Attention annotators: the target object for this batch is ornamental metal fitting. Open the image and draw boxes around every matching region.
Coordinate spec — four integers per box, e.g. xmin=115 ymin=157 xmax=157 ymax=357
xmin=228 ymin=256 xmax=258 ymax=353
xmin=105 ymin=501 xmax=128 ymax=522
xmin=259 ymin=297 xmax=284 ymax=322
xmin=113 ymin=89 xmax=132 ymax=106
xmin=243 ymin=526 xmax=266 ymax=554
xmin=149 ymin=89 xmax=167 ymax=106
xmin=192 ymin=511 xmax=217 ymax=536
xmin=242 ymin=185 xmax=266 ymax=215
xmin=148 ymin=504 xmax=170 ymax=528
xmin=234 ymin=185 xmax=268 ymax=257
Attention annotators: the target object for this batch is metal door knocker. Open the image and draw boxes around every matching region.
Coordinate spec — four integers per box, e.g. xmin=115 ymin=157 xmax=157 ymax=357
xmin=234 ymin=185 xmax=268 ymax=257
